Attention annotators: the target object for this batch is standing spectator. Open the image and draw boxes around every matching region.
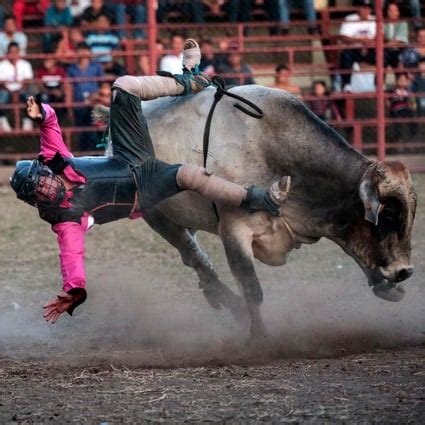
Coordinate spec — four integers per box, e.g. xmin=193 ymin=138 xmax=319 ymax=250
xmin=81 ymin=0 xmax=114 ymax=25
xmin=36 ymin=57 xmax=66 ymax=121
xmin=105 ymin=1 xmax=146 ymax=39
xmin=0 ymin=16 xmax=28 ymax=56
xmin=157 ymin=1 xmax=204 ymax=23
xmin=387 ymin=72 xmax=416 ymax=142
xmin=308 ymin=80 xmax=341 ymax=122
xmin=400 ymin=27 xmax=425 ymax=70
xmin=67 ymin=42 xmax=105 ymax=150
xmin=44 ymin=0 xmax=74 ymax=52
xmin=271 ymin=64 xmax=301 ymax=96
xmin=159 ymin=34 xmax=184 ymax=74
xmin=384 ymin=1 xmax=408 ymax=69
xmin=0 ymin=42 xmax=34 ymax=131
xmin=276 ymin=0 xmax=318 ymax=34
xmin=338 ymin=0 xmax=376 ymax=90
xmin=85 ymin=14 xmax=121 ymax=63
xmin=411 ymin=58 xmax=425 ymax=116
xmin=220 ymin=44 xmax=255 ymax=86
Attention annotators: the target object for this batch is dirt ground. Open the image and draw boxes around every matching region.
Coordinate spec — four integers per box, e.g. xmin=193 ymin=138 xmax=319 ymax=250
xmin=0 ymin=174 xmax=424 ymax=423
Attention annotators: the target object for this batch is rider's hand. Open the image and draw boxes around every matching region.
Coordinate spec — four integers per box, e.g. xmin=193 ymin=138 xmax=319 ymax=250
xmin=43 ymin=290 xmax=84 ymax=323
xmin=26 ymin=96 xmax=43 ymax=121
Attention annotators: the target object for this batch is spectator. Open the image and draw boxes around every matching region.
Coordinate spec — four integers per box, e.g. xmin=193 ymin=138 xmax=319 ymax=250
xmin=0 ymin=16 xmax=28 ymax=56
xmin=387 ymin=72 xmax=416 ymax=141
xmin=338 ymin=0 xmax=376 ymax=90
xmin=384 ymin=1 xmax=408 ymax=69
xmin=81 ymin=0 xmax=114 ymax=26
xmin=105 ymin=1 xmax=146 ymax=39
xmin=55 ymin=26 xmax=85 ymax=65
xmin=411 ymin=58 xmax=425 ymax=116
xmin=138 ymin=39 xmax=164 ymax=74
xmin=36 ymin=57 xmax=66 ymax=121
xmin=276 ymin=0 xmax=318 ymax=34
xmin=221 ymin=44 xmax=255 ymax=86
xmin=67 ymin=42 xmax=105 ymax=150
xmin=271 ymin=64 xmax=301 ymax=96
xmin=91 ymin=81 xmax=112 ymax=107
xmin=400 ymin=27 xmax=425 ymax=70
xmin=44 ymin=0 xmax=74 ymax=52
xmin=308 ymin=80 xmax=341 ymax=122
xmin=0 ymin=5 xmax=4 ymax=29
xmin=0 ymin=42 xmax=34 ymax=131
xmin=199 ymin=38 xmax=216 ymax=75
xmin=157 ymin=1 xmax=203 ymax=23
xmin=159 ymin=34 xmax=184 ymax=74
xmin=13 ymin=0 xmax=50 ymax=30
xmin=384 ymin=0 xmax=422 ymax=29
xmin=66 ymin=0 xmax=91 ymax=23
xmin=85 ymin=14 xmax=121 ymax=63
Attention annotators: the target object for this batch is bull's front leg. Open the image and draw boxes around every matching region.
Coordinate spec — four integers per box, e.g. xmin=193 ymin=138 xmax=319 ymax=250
xmin=219 ymin=212 xmax=267 ymax=340
xmin=142 ymin=207 xmax=246 ymax=321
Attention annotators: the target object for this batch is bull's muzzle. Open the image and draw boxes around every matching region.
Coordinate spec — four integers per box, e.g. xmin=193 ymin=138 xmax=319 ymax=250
xmin=379 ymin=265 xmax=414 ymax=283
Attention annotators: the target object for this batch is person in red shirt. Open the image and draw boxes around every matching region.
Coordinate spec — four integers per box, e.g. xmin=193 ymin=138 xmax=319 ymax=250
xmin=10 ymin=39 xmax=291 ymax=324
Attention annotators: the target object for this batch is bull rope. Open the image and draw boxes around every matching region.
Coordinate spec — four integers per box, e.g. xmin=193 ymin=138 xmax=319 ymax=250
xmin=202 ymin=75 xmax=264 ymax=220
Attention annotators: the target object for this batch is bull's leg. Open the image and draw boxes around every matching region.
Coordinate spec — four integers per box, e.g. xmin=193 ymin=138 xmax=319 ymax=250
xmin=142 ymin=207 xmax=246 ymax=320
xmin=219 ymin=214 xmax=267 ymax=340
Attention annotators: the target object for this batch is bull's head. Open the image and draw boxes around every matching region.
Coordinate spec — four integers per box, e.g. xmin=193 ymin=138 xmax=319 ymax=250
xmin=335 ymin=160 xmax=417 ymax=302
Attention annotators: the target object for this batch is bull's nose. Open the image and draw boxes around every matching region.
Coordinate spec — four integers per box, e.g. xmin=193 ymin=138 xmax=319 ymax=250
xmin=394 ymin=266 xmax=414 ymax=282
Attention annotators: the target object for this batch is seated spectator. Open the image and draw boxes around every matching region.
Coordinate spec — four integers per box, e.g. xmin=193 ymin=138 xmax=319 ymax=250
xmin=105 ymin=0 xmax=146 ymax=39
xmin=411 ymin=58 xmax=425 ymax=116
xmin=66 ymin=0 xmax=91 ymax=24
xmin=0 ymin=15 xmax=27 ymax=56
xmin=55 ymin=26 xmax=85 ymax=65
xmin=159 ymin=34 xmax=184 ymax=74
xmin=44 ymin=0 xmax=74 ymax=52
xmin=103 ymin=57 xmax=127 ymax=77
xmin=387 ymin=72 xmax=416 ymax=141
xmin=13 ymin=0 xmax=50 ymax=30
xmin=271 ymin=64 xmax=301 ymax=96
xmin=138 ymin=39 xmax=164 ymax=74
xmin=36 ymin=57 xmax=66 ymax=121
xmin=400 ymin=27 xmax=425 ymax=70
xmin=0 ymin=42 xmax=34 ymax=131
xmin=157 ymin=1 xmax=203 ymax=23
xmin=81 ymin=0 xmax=114 ymax=26
xmin=199 ymin=38 xmax=217 ymax=75
xmin=67 ymin=42 xmax=105 ymax=150
xmin=384 ymin=1 xmax=408 ymax=69
xmin=85 ymin=14 xmax=121 ymax=63
xmin=383 ymin=0 xmax=422 ymax=29
xmin=338 ymin=0 xmax=376 ymax=90
xmin=276 ymin=0 xmax=318 ymax=34
xmin=308 ymin=80 xmax=341 ymax=122
xmin=220 ymin=43 xmax=255 ymax=86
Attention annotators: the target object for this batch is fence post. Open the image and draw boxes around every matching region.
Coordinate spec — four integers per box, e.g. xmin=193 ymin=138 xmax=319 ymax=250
xmin=147 ymin=0 xmax=158 ymax=75
xmin=375 ymin=0 xmax=386 ymax=160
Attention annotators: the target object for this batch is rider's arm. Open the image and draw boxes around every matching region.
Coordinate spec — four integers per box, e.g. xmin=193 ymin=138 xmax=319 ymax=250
xmin=52 ymin=217 xmax=91 ymax=294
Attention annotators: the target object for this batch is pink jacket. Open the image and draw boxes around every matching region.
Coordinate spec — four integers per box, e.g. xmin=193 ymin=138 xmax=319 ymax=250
xmin=39 ymin=104 xmax=90 ymax=293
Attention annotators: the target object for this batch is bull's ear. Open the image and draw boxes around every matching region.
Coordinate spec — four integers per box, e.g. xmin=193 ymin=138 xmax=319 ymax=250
xmin=359 ymin=179 xmax=383 ymax=226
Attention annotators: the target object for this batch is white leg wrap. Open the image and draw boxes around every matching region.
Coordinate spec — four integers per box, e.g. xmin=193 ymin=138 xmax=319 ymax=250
xmin=176 ymin=165 xmax=247 ymax=207
xmin=112 ymin=75 xmax=184 ymax=100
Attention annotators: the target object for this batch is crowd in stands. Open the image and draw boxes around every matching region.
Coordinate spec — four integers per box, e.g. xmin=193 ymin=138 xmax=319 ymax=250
xmin=0 ymin=0 xmax=423 ymax=149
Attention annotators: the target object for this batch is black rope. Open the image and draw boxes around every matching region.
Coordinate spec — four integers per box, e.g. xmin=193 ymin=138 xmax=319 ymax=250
xmin=202 ymin=76 xmax=264 ymax=219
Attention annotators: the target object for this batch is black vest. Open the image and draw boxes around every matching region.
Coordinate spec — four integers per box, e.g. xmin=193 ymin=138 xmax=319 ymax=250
xmin=37 ymin=156 xmax=138 ymax=225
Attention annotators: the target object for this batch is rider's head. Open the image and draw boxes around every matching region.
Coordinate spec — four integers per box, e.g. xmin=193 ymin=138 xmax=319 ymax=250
xmin=10 ymin=160 xmax=66 ymax=207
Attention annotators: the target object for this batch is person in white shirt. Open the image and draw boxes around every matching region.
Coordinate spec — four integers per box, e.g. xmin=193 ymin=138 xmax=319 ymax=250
xmin=0 ymin=15 xmax=28 ymax=57
xmin=338 ymin=0 xmax=376 ymax=88
xmin=159 ymin=34 xmax=184 ymax=75
xmin=0 ymin=42 xmax=34 ymax=131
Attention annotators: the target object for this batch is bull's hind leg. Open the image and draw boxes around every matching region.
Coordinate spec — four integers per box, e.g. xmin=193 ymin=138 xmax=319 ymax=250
xmin=142 ymin=208 xmax=246 ymax=320
xmin=219 ymin=213 xmax=267 ymax=340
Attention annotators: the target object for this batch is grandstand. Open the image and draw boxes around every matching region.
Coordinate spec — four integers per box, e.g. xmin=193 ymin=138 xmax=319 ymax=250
xmin=0 ymin=0 xmax=424 ymax=172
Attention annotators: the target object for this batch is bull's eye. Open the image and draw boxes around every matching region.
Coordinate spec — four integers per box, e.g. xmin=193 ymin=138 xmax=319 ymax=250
xmin=376 ymin=197 xmax=403 ymax=238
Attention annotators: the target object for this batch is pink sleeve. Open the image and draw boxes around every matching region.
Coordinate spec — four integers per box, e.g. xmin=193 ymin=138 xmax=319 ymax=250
xmin=39 ymin=103 xmax=73 ymax=160
xmin=39 ymin=103 xmax=86 ymax=184
xmin=52 ymin=219 xmax=89 ymax=293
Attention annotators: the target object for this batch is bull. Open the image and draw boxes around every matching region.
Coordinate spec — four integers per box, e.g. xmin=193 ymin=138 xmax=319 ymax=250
xmin=106 ymin=85 xmax=417 ymax=339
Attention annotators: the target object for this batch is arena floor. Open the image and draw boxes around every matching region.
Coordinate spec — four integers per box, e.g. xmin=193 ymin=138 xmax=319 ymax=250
xmin=0 ymin=174 xmax=424 ymax=423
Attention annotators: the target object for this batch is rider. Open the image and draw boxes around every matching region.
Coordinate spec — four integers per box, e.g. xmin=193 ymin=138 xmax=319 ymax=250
xmin=10 ymin=39 xmax=290 ymax=323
